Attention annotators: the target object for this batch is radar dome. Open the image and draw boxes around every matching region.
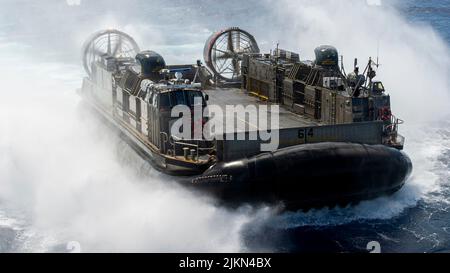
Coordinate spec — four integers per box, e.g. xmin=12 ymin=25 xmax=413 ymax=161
xmin=135 ymin=50 xmax=166 ymax=79
xmin=314 ymin=45 xmax=339 ymax=69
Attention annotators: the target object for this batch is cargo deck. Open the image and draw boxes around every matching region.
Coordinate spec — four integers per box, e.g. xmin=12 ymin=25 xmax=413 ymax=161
xmin=204 ymin=87 xmax=319 ymax=131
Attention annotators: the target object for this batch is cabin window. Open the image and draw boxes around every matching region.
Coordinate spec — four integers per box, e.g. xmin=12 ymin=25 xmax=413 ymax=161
xmin=373 ymin=82 xmax=385 ymax=93
xmin=186 ymin=91 xmax=206 ymax=106
xmin=170 ymin=90 xmax=186 ymax=106
xmin=155 ymin=90 xmax=206 ymax=111
xmin=159 ymin=93 xmax=170 ymax=110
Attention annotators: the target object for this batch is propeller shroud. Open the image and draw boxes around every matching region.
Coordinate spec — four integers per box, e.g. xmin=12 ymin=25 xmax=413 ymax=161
xmin=203 ymin=27 xmax=259 ymax=82
xmin=82 ymin=29 xmax=140 ymax=76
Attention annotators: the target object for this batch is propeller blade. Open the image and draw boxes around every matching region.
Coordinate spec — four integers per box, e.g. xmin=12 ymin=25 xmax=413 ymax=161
xmin=227 ymin=31 xmax=234 ymax=53
xmin=113 ymin=35 xmax=122 ymax=56
xmin=216 ymin=53 xmax=231 ymax=60
xmin=213 ymin=47 xmax=234 ymax=60
xmin=232 ymin=59 xmax=240 ymax=77
xmin=107 ymin=33 xmax=111 ymax=55
xmin=213 ymin=47 xmax=230 ymax=55
xmin=236 ymin=31 xmax=240 ymax=52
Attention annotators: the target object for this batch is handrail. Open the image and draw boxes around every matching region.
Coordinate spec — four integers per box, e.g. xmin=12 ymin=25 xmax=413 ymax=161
xmin=167 ymin=135 xmax=215 ymax=160
xmin=383 ymin=114 xmax=404 ymax=146
xmin=160 ymin=132 xmax=169 ymax=152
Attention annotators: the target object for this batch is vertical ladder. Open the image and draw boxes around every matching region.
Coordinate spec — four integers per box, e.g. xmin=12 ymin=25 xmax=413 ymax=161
xmin=306 ymin=69 xmax=320 ymax=86
xmin=330 ymin=92 xmax=337 ymax=124
xmin=288 ymin=63 xmax=301 ymax=80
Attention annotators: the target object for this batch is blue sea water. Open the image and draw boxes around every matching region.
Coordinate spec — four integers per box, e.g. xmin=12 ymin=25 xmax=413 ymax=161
xmin=0 ymin=0 xmax=449 ymax=252
xmin=244 ymin=0 xmax=450 ymax=253
xmin=401 ymin=0 xmax=450 ymax=43
xmin=254 ymin=0 xmax=450 ymax=253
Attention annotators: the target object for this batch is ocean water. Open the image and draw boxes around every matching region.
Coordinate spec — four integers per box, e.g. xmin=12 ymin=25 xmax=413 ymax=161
xmin=0 ymin=0 xmax=449 ymax=252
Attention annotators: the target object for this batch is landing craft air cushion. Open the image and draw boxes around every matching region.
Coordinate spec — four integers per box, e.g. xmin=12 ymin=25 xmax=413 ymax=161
xmin=78 ymin=28 xmax=412 ymax=209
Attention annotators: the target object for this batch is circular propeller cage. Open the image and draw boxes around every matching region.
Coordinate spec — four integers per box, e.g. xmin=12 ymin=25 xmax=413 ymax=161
xmin=204 ymin=27 xmax=259 ymax=82
xmin=82 ymin=29 xmax=140 ymax=76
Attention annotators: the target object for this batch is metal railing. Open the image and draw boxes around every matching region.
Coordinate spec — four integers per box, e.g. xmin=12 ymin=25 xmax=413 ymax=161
xmin=383 ymin=114 xmax=404 ymax=146
xmin=161 ymin=134 xmax=215 ymax=161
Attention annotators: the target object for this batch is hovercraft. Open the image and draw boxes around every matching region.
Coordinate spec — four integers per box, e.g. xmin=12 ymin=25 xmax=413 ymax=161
xmin=78 ymin=28 xmax=412 ymax=210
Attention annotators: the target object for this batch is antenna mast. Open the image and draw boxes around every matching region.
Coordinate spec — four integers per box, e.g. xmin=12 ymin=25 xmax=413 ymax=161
xmin=376 ymin=40 xmax=380 ymax=68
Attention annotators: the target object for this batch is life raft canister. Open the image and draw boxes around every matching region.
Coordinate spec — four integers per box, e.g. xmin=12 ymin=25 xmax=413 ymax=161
xmin=379 ymin=107 xmax=392 ymax=121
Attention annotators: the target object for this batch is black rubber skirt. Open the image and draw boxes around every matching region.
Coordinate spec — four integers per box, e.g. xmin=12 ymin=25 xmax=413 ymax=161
xmin=191 ymin=142 xmax=412 ymax=209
